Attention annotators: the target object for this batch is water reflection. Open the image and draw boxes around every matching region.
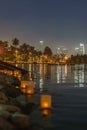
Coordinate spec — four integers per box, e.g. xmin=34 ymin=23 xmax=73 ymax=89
xmin=25 ymin=94 xmax=34 ymax=103
xmin=65 ymin=64 xmax=68 ymax=76
xmin=57 ymin=65 xmax=68 ymax=83
xmin=39 ymin=64 xmax=52 ymax=91
xmin=44 ymin=64 xmax=51 ymax=80
xmin=74 ymin=64 xmax=85 ymax=87
xmin=41 ymin=109 xmax=51 ymax=117
xmin=40 ymin=108 xmax=53 ymax=129
xmin=14 ymin=63 xmax=87 ymax=86
xmin=39 ymin=64 xmax=44 ymax=91
xmin=28 ymin=64 xmax=33 ymax=80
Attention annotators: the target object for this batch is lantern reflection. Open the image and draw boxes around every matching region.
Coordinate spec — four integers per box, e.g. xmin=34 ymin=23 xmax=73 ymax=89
xmin=41 ymin=108 xmax=51 ymax=116
xmin=25 ymin=94 xmax=34 ymax=103
xmin=21 ymin=88 xmax=26 ymax=94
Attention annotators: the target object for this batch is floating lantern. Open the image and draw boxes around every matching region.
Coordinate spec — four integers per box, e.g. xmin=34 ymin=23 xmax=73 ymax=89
xmin=28 ymin=81 xmax=35 ymax=89
xmin=26 ymin=85 xmax=35 ymax=95
xmin=26 ymin=81 xmax=35 ymax=94
xmin=21 ymin=81 xmax=35 ymax=94
xmin=40 ymin=95 xmax=52 ymax=109
xmin=21 ymin=81 xmax=29 ymax=89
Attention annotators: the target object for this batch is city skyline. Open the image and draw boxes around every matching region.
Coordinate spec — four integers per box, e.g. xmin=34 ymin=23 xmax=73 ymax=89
xmin=0 ymin=0 xmax=87 ymax=54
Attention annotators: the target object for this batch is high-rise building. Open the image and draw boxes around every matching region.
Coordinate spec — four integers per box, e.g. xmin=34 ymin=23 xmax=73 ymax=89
xmin=57 ymin=46 xmax=68 ymax=55
xmin=80 ymin=43 xmax=85 ymax=55
xmin=39 ymin=41 xmax=44 ymax=53
xmin=75 ymin=43 xmax=85 ymax=55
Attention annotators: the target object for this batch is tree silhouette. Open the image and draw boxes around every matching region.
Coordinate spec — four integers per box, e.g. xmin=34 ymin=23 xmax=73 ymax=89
xmin=44 ymin=46 xmax=53 ymax=57
xmin=12 ymin=38 xmax=19 ymax=48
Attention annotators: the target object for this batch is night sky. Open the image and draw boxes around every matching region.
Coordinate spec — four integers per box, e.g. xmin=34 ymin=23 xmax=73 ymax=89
xmin=0 ymin=0 xmax=87 ymax=54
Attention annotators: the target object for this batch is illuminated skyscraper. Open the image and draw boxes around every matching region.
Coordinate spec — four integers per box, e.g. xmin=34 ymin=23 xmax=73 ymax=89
xmin=75 ymin=43 xmax=85 ymax=55
xmin=39 ymin=41 xmax=44 ymax=53
xmin=80 ymin=43 xmax=85 ymax=55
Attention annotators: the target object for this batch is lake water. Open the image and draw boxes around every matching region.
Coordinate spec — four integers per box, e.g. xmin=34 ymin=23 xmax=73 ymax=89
xmin=15 ymin=64 xmax=87 ymax=130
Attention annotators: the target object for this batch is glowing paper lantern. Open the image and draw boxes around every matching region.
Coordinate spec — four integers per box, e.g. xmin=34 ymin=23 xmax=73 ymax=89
xmin=21 ymin=81 xmax=30 ymax=89
xmin=40 ymin=95 xmax=52 ymax=109
xmin=21 ymin=81 xmax=35 ymax=94
xmin=26 ymin=85 xmax=35 ymax=94
xmin=28 ymin=81 xmax=35 ymax=89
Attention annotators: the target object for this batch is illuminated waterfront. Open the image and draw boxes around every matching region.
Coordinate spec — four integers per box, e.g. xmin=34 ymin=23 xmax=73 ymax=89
xmin=16 ymin=63 xmax=87 ymax=86
xmin=15 ymin=63 xmax=87 ymax=129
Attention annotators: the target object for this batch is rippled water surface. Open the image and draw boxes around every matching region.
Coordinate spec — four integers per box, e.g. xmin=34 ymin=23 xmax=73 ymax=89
xmin=15 ymin=64 xmax=87 ymax=130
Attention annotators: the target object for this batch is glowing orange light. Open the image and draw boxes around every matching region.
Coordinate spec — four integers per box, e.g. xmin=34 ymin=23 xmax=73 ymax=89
xmin=40 ymin=95 xmax=52 ymax=109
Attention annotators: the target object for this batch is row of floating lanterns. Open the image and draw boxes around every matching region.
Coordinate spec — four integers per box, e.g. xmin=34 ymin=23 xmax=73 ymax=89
xmin=21 ymin=80 xmax=52 ymax=110
xmin=0 ymin=70 xmax=22 ymax=80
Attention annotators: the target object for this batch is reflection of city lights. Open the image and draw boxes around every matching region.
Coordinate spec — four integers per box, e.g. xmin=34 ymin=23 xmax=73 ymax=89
xmin=29 ymin=64 xmax=32 ymax=79
xmin=57 ymin=65 xmax=60 ymax=83
xmin=40 ymin=78 xmax=43 ymax=89
xmin=39 ymin=64 xmax=44 ymax=91
xmin=74 ymin=65 xmax=84 ymax=87
xmin=65 ymin=64 xmax=68 ymax=76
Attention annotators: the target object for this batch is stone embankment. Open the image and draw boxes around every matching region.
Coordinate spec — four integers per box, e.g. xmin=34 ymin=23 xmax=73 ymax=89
xmin=0 ymin=72 xmax=39 ymax=130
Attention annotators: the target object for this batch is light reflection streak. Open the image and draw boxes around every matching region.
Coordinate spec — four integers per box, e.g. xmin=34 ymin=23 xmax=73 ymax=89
xmin=57 ymin=65 xmax=68 ymax=84
xmin=29 ymin=64 xmax=32 ymax=79
xmin=65 ymin=64 xmax=68 ymax=77
xmin=74 ymin=64 xmax=84 ymax=87
xmin=57 ymin=65 xmax=60 ymax=83
xmin=39 ymin=64 xmax=44 ymax=91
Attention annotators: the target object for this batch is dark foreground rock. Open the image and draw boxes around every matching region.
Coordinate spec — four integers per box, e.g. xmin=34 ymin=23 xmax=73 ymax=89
xmin=0 ymin=72 xmax=39 ymax=129
xmin=0 ymin=117 xmax=15 ymax=130
xmin=11 ymin=113 xmax=30 ymax=128
xmin=0 ymin=72 xmax=20 ymax=87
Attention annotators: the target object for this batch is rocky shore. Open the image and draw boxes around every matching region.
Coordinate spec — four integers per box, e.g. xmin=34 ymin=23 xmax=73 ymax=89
xmin=0 ymin=72 xmax=39 ymax=130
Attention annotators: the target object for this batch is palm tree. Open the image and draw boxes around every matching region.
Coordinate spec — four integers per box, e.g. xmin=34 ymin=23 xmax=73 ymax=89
xmin=12 ymin=38 xmax=19 ymax=48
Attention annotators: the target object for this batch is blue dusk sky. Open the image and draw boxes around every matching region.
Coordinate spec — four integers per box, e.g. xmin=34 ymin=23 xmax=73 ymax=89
xmin=0 ymin=0 xmax=87 ymax=54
